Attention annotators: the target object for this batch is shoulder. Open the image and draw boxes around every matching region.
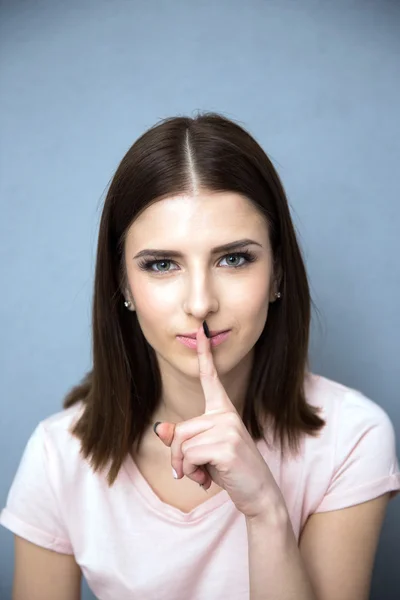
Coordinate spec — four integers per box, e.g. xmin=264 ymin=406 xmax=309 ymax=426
xmin=0 ymin=402 xmax=87 ymax=553
xmin=23 ymin=401 xmax=88 ymax=486
xmin=304 ymin=372 xmax=394 ymax=438
xmin=39 ymin=401 xmax=85 ymax=440
xmin=36 ymin=401 xmax=85 ymax=455
xmin=301 ymin=372 xmax=400 ymax=512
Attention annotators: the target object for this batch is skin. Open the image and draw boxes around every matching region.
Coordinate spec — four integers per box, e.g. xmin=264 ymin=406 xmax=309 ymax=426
xmin=123 ymin=190 xmax=280 ymax=427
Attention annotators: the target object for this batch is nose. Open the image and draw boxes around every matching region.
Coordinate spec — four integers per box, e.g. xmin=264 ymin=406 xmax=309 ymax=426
xmin=182 ymin=272 xmax=219 ymax=318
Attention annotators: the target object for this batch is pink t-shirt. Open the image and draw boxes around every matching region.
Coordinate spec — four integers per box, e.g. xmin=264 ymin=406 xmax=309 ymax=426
xmin=1 ymin=373 xmax=400 ymax=600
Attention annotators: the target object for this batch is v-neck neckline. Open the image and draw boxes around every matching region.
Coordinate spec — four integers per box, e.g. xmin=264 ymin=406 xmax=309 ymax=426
xmin=123 ymin=452 xmax=232 ymax=524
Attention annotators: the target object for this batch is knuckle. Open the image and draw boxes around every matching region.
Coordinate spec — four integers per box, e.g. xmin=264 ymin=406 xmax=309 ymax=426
xmin=223 ymin=443 xmax=236 ymax=466
xmin=226 ymin=428 xmax=241 ymax=448
xmin=181 ymin=438 xmax=191 ymax=455
xmin=200 ymin=362 xmax=218 ymax=380
xmin=182 ymin=446 xmax=195 ymax=466
xmin=210 ymin=368 xmax=219 ymax=382
xmin=226 ymin=412 xmax=239 ymax=427
xmin=173 ymin=422 xmax=185 ymax=443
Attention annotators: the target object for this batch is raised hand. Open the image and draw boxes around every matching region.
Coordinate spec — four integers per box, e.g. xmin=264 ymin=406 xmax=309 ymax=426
xmin=154 ymin=322 xmax=282 ymax=518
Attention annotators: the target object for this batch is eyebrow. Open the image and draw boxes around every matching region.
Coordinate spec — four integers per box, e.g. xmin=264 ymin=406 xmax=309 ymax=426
xmin=133 ymin=238 xmax=263 ymax=260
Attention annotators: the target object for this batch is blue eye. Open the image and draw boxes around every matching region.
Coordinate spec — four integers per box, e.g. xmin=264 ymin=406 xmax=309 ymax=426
xmin=149 ymin=260 xmax=176 ymax=273
xmin=137 ymin=251 xmax=257 ymax=274
xmin=219 ymin=254 xmax=247 ymax=267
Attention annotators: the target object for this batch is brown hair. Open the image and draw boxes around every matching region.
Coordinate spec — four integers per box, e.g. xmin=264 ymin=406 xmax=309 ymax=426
xmin=64 ymin=112 xmax=325 ymax=485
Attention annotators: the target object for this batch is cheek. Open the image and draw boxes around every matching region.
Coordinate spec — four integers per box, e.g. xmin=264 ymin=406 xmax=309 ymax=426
xmin=227 ymin=277 xmax=270 ymax=318
xmin=138 ymin=286 xmax=170 ymax=313
xmin=230 ymin=283 xmax=270 ymax=344
xmin=130 ymin=276 xmax=174 ymax=312
xmin=129 ymin=279 xmax=175 ymax=341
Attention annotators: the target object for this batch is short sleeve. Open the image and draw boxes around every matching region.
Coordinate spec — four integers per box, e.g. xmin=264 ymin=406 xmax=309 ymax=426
xmin=315 ymin=392 xmax=400 ymax=513
xmin=0 ymin=422 xmax=73 ymax=554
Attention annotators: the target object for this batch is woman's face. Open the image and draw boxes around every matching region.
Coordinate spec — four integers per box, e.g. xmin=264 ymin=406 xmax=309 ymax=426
xmin=124 ymin=191 xmax=278 ymax=379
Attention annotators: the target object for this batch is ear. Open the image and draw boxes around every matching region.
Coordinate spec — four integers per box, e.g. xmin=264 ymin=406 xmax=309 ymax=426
xmin=124 ymin=289 xmax=135 ymax=311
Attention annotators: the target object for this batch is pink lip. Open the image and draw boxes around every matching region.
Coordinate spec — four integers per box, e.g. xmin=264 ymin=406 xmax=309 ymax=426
xmin=177 ymin=330 xmax=231 ymax=349
xmin=178 ymin=330 xmax=227 ymax=338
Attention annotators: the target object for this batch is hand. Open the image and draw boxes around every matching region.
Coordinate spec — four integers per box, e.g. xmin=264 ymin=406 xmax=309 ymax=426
xmin=154 ymin=323 xmax=284 ymax=519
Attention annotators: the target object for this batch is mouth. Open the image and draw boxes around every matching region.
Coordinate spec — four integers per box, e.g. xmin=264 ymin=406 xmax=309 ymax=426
xmin=176 ymin=329 xmax=231 ymax=349
xmin=177 ymin=329 xmax=230 ymax=339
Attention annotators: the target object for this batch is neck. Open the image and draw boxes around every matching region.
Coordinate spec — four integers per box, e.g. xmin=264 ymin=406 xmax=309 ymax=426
xmin=153 ymin=350 xmax=254 ymax=425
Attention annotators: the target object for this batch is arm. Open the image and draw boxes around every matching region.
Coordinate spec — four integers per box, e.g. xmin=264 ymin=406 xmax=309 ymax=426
xmin=299 ymin=493 xmax=389 ymax=600
xmin=246 ymin=493 xmax=389 ymax=600
xmin=246 ymin=499 xmax=316 ymax=600
xmin=13 ymin=536 xmax=82 ymax=600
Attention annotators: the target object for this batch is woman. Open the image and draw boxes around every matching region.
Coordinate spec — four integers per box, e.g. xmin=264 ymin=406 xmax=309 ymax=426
xmin=1 ymin=113 xmax=399 ymax=600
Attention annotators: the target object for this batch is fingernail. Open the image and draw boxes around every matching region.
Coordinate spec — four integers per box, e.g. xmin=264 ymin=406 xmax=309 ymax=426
xmin=172 ymin=468 xmax=178 ymax=479
xmin=153 ymin=421 xmax=162 ymax=437
xmin=203 ymin=320 xmax=210 ymax=338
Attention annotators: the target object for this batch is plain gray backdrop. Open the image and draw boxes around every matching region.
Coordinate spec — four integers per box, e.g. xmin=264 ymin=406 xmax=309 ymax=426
xmin=0 ymin=1 xmax=399 ymax=598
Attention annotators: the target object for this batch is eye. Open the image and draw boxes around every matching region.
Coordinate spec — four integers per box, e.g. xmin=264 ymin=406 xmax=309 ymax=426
xmin=147 ymin=260 xmax=178 ymax=273
xmin=218 ymin=251 xmax=257 ymax=268
xmin=137 ymin=250 xmax=257 ymax=275
xmin=219 ymin=253 xmax=248 ymax=268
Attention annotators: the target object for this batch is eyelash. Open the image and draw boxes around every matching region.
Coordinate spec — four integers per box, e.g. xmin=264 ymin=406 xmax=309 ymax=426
xmin=137 ymin=250 xmax=257 ymax=274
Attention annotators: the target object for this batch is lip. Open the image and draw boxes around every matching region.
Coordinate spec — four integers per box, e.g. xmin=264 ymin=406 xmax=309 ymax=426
xmin=177 ymin=330 xmax=231 ymax=349
xmin=178 ymin=329 xmax=229 ymax=339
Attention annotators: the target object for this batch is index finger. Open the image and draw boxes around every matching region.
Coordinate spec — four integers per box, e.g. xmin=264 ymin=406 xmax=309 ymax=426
xmin=196 ymin=321 xmax=236 ymax=414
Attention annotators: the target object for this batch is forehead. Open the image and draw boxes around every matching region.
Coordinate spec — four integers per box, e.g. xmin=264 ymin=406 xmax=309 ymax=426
xmin=126 ymin=191 xmax=269 ymax=249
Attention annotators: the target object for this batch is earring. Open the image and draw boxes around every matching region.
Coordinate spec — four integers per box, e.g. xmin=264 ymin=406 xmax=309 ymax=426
xmin=275 ymin=291 xmax=281 ymax=299
xmin=124 ymin=300 xmax=132 ymax=309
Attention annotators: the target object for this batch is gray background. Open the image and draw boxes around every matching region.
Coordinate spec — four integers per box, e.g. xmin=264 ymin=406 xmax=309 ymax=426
xmin=0 ymin=0 xmax=399 ymax=598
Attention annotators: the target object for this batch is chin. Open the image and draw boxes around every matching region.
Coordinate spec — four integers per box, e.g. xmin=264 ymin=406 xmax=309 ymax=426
xmin=184 ymin=349 xmax=246 ymax=379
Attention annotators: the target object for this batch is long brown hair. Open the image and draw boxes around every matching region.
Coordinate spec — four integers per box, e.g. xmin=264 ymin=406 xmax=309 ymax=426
xmin=64 ymin=112 xmax=325 ymax=485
